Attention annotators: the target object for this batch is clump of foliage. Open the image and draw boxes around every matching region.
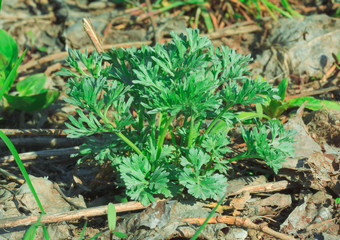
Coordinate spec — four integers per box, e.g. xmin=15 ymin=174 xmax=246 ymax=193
xmin=0 ymin=29 xmax=59 ymax=114
xmin=59 ymin=28 xmax=295 ymax=205
xmin=238 ymin=77 xmax=340 ymax=122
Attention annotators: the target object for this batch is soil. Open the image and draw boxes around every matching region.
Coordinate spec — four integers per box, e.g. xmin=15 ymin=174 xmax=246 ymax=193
xmin=0 ymin=1 xmax=339 ymax=240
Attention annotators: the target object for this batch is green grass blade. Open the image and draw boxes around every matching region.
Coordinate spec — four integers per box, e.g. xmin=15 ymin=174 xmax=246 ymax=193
xmin=0 ymin=130 xmax=45 ymax=214
xmin=194 ymin=7 xmax=201 ymax=28
xmin=0 ymin=0 xmax=2 ymax=11
xmin=155 ymin=0 xmax=204 ymax=15
xmin=42 ymin=225 xmax=49 ymax=240
xmin=23 ymin=224 xmax=39 ymax=240
xmin=0 ymin=49 xmax=26 ymax=100
xmin=253 ymin=0 xmax=262 ymax=19
xmin=23 ymin=213 xmax=47 ymax=240
xmin=260 ymin=0 xmax=277 ymax=20
xmin=168 ymin=126 xmax=177 ymax=146
xmin=78 ymin=221 xmax=87 ymax=240
xmin=88 ymin=232 xmax=103 ymax=240
xmin=281 ymin=0 xmax=303 ymax=18
xmin=190 ymin=194 xmax=226 ymax=240
xmin=262 ymin=0 xmax=292 ymax=18
xmin=333 ymin=4 xmax=340 ymax=17
xmin=200 ymin=5 xmax=214 ymax=33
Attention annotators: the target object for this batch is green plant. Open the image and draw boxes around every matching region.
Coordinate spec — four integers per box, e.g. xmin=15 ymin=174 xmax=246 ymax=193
xmin=335 ymin=198 xmax=340 ymax=205
xmin=3 ymin=73 xmax=60 ymax=112
xmin=60 ymin=28 xmax=295 ymax=205
xmin=0 ymin=29 xmax=59 ymax=113
xmin=0 ymin=48 xmax=48 ymax=239
xmin=238 ymin=77 xmax=340 ymax=121
xmin=76 ymin=203 xmax=127 ymax=240
xmin=26 ymin=30 xmax=48 ymax=53
xmin=135 ymin=0 xmax=215 ymax=32
xmin=239 ymin=0 xmax=302 ymax=20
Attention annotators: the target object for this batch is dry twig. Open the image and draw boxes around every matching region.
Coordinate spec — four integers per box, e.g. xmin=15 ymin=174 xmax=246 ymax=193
xmin=0 ymin=136 xmax=83 ymax=148
xmin=228 ymin=180 xmax=293 ymax=196
xmin=0 ymin=201 xmax=150 ymax=229
xmin=284 ymin=86 xmax=340 ymax=101
xmin=0 ymin=168 xmax=24 ymax=184
xmin=0 ymin=129 xmax=66 ymax=136
xmin=1 ymin=146 xmax=79 ymax=162
xmin=183 ymin=216 xmax=296 ymax=240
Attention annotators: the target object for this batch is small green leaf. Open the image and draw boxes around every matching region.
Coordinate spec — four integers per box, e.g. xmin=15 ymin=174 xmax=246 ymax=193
xmin=107 ymin=203 xmax=116 ymax=232
xmin=287 ymin=96 xmax=340 ymax=111
xmin=17 ymin=73 xmax=47 ymax=96
xmin=278 ymin=78 xmax=288 ymax=100
xmin=113 ymin=232 xmax=128 ymax=238
xmin=114 ymin=195 xmax=128 ymax=203
xmin=255 ymin=103 xmax=264 ymax=120
xmin=4 ymin=89 xmax=59 ymax=112
xmin=237 ymin=111 xmax=269 ymax=122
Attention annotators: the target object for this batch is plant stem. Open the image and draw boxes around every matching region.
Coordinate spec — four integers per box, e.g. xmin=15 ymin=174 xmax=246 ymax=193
xmin=199 ymin=104 xmax=232 ymax=145
xmin=228 ymin=153 xmax=264 ymax=162
xmin=116 ymin=131 xmax=143 ymax=156
xmin=99 ymin=112 xmax=143 ymax=156
xmin=156 ymin=114 xmax=175 ymax=159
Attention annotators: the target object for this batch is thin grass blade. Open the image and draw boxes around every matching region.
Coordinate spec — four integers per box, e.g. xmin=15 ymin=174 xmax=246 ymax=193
xmin=0 ymin=130 xmax=45 ymax=214
xmin=78 ymin=221 xmax=87 ymax=240
xmin=200 ymin=5 xmax=214 ymax=33
xmin=190 ymin=194 xmax=226 ymax=240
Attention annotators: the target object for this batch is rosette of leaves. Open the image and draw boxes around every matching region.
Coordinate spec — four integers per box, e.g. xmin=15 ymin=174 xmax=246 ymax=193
xmin=60 ymin=28 xmax=295 ymax=205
